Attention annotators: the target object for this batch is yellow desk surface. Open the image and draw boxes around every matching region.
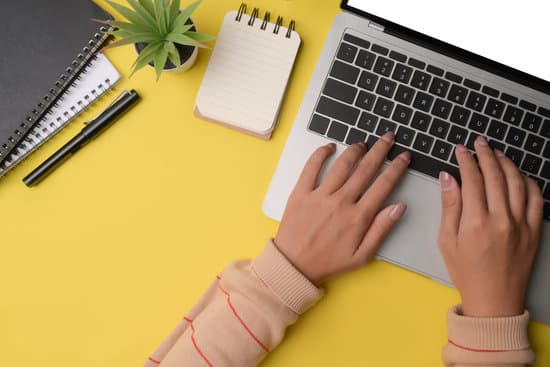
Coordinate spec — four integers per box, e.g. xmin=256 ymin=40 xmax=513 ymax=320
xmin=1 ymin=1 xmax=548 ymax=366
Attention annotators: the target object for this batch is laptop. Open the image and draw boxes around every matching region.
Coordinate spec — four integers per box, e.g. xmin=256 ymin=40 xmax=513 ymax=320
xmin=263 ymin=1 xmax=550 ymax=324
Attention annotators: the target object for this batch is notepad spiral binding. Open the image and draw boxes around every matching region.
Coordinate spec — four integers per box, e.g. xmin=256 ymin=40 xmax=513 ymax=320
xmin=0 ymin=27 xmax=113 ymax=165
xmin=236 ymin=3 xmax=296 ymax=38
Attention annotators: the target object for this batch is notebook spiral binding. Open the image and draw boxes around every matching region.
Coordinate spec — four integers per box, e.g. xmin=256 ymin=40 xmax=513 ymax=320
xmin=235 ymin=3 xmax=296 ymax=39
xmin=0 ymin=26 xmax=113 ymax=161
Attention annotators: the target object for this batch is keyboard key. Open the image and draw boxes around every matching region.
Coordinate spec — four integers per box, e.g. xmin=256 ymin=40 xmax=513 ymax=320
xmin=358 ymin=71 xmax=379 ymax=91
xmin=346 ymin=128 xmax=367 ymax=145
xmin=343 ymin=33 xmax=371 ymax=49
xmin=327 ymin=121 xmax=349 ymax=142
xmin=413 ymin=133 xmax=434 ymax=153
xmin=376 ymin=78 xmax=397 ymax=98
xmin=432 ymin=139 xmax=453 ymax=161
xmin=468 ymin=113 xmax=489 ymax=133
xmin=544 ymin=185 xmax=550 ymax=201
xmin=503 ymin=106 xmax=524 ymax=125
xmin=522 ymin=113 xmax=542 ymax=133
xmin=448 ymin=125 xmax=468 ymax=144
xmin=450 ymin=147 xmax=458 ymax=165
xmin=485 ymin=98 xmax=505 ymax=119
xmin=408 ymin=58 xmax=425 ymax=69
xmin=355 ymin=49 xmax=376 ymax=70
xmin=487 ymin=120 xmax=507 ymax=140
xmin=330 ymin=60 xmax=360 ymax=84
xmin=505 ymin=127 xmax=526 ymax=148
xmin=373 ymin=97 xmax=395 ymax=118
xmin=323 ymin=78 xmax=358 ymax=104
xmin=488 ymin=139 xmax=506 ymax=152
xmin=464 ymin=79 xmax=481 ymax=90
xmin=447 ymin=84 xmax=468 ymax=105
xmin=505 ymin=146 xmax=524 ymax=167
xmin=445 ymin=71 xmax=463 ymax=84
xmin=521 ymin=154 xmax=542 ymax=175
xmin=373 ymin=56 xmax=394 ymax=77
xmin=541 ymin=119 xmax=550 ymax=139
xmin=316 ymin=96 xmax=360 ymax=125
xmin=366 ymin=134 xmax=379 ymax=148
xmin=432 ymin=98 xmax=453 ymax=119
xmin=394 ymin=85 xmax=416 ymax=105
xmin=408 ymin=148 xmax=461 ymax=183
xmin=429 ymin=118 xmax=450 ymax=139
xmin=541 ymin=161 xmax=550 ymax=179
xmin=376 ymin=119 xmax=397 ymax=135
xmin=524 ymin=134 xmax=544 ymax=155
xmin=501 ymin=93 xmax=518 ymax=105
xmin=410 ymin=70 xmax=432 ymax=90
xmin=411 ymin=111 xmax=432 ymax=132
xmin=429 ymin=77 xmax=450 ymax=97
xmin=309 ymin=114 xmax=330 ymax=135
xmin=357 ymin=112 xmax=379 ymax=132
xmin=466 ymin=132 xmax=480 ymax=150
xmin=413 ymin=91 xmax=434 ymax=112
xmin=392 ymin=104 xmax=413 ymax=125
xmin=396 ymin=126 xmax=416 ymax=146
xmin=371 ymin=44 xmax=389 ymax=55
xmin=450 ymin=105 xmax=471 ymax=126
xmin=519 ymin=100 xmax=537 ymax=112
xmin=391 ymin=63 xmax=413 ymax=84
xmin=389 ymin=50 xmax=407 ymax=63
xmin=538 ymin=107 xmax=550 ymax=118
xmin=337 ymin=42 xmax=358 ymax=63
xmin=466 ymin=91 xmax=487 ymax=112
xmin=355 ymin=90 xmax=377 ymax=111
xmin=543 ymin=141 xmax=550 ymax=159
xmin=544 ymin=202 xmax=550 ymax=221
xmin=426 ymin=65 xmax=444 ymax=76
xmin=482 ymin=85 xmax=499 ymax=97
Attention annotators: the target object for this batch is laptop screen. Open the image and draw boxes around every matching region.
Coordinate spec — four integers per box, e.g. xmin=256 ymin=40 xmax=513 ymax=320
xmin=345 ymin=0 xmax=550 ymax=83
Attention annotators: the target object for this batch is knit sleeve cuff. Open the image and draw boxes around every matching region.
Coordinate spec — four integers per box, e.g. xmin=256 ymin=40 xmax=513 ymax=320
xmin=447 ymin=305 xmax=531 ymax=351
xmin=251 ymin=239 xmax=324 ymax=315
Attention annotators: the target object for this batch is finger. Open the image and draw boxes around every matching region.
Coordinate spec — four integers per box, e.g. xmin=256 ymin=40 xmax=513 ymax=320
xmin=318 ymin=142 xmax=367 ymax=194
xmin=524 ymin=176 xmax=544 ymax=238
xmin=474 ymin=137 xmax=510 ymax=214
xmin=357 ymin=151 xmax=410 ymax=212
xmin=455 ymin=144 xmax=487 ymax=215
xmin=339 ymin=131 xmax=396 ymax=201
xmin=437 ymin=171 xmax=462 ymax=251
xmin=352 ymin=202 xmax=407 ymax=266
xmin=293 ymin=143 xmax=337 ymax=195
xmin=495 ymin=150 xmax=526 ymax=220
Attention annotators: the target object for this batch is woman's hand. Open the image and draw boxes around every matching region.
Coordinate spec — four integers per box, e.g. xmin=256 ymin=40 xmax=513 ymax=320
xmin=274 ymin=132 xmax=410 ymax=285
xmin=438 ymin=136 xmax=543 ymax=317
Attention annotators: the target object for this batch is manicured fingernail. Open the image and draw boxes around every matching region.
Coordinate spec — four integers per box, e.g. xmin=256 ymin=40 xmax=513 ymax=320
xmin=398 ymin=151 xmax=411 ymax=163
xmin=381 ymin=131 xmax=395 ymax=144
xmin=476 ymin=136 xmax=488 ymax=146
xmin=327 ymin=143 xmax=336 ymax=150
xmin=389 ymin=203 xmax=406 ymax=219
xmin=455 ymin=144 xmax=466 ymax=153
xmin=356 ymin=141 xmax=367 ymax=149
xmin=439 ymin=171 xmax=453 ymax=191
xmin=495 ymin=149 xmax=505 ymax=157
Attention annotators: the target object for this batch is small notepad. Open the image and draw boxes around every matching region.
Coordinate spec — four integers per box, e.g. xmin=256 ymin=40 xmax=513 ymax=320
xmin=195 ymin=6 xmax=301 ymax=139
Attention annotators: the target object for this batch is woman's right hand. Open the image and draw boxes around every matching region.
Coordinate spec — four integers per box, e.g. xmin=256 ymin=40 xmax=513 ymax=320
xmin=438 ymin=136 xmax=544 ymax=317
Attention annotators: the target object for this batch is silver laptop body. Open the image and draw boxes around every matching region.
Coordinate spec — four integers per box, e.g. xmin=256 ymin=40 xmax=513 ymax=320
xmin=263 ymin=4 xmax=550 ymax=323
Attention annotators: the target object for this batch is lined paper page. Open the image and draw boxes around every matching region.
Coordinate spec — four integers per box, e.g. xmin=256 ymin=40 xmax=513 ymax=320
xmin=196 ymin=11 xmax=301 ymax=135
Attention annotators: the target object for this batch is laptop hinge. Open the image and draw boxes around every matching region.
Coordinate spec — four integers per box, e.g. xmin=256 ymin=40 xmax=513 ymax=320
xmin=368 ymin=21 xmax=385 ymax=32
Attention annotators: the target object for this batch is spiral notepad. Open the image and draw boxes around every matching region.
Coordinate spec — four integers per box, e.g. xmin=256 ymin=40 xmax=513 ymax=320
xmin=195 ymin=3 xmax=301 ymax=139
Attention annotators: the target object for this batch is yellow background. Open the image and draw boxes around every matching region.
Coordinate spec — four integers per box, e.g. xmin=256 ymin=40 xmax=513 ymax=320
xmin=1 ymin=0 xmax=548 ymax=365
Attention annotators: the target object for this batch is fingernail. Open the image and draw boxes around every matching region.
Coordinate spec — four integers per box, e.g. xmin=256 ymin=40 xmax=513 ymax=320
xmin=356 ymin=141 xmax=367 ymax=149
xmin=381 ymin=131 xmax=395 ymax=144
xmin=327 ymin=143 xmax=336 ymax=150
xmin=455 ymin=144 xmax=466 ymax=153
xmin=495 ymin=149 xmax=505 ymax=157
xmin=439 ymin=171 xmax=453 ymax=191
xmin=476 ymin=136 xmax=488 ymax=146
xmin=389 ymin=203 xmax=406 ymax=219
xmin=398 ymin=151 xmax=411 ymax=163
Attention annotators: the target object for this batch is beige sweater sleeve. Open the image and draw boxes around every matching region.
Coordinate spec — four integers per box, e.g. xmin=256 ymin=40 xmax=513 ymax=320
xmin=142 ymin=239 xmax=536 ymax=367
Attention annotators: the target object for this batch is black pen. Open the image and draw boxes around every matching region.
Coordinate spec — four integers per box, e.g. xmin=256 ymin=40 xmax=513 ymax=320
xmin=23 ymin=89 xmax=140 ymax=187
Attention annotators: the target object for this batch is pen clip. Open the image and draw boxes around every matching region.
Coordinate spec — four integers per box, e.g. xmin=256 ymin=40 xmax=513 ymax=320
xmin=84 ymin=90 xmax=131 ymax=125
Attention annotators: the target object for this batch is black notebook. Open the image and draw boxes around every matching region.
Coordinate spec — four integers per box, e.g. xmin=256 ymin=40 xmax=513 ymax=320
xmin=0 ymin=0 xmax=112 ymax=166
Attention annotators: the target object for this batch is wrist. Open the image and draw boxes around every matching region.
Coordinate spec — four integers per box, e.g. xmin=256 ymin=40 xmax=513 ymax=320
xmin=461 ymin=300 xmax=524 ymax=318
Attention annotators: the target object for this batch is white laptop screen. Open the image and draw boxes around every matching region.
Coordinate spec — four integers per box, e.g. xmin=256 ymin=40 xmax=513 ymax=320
xmin=346 ymin=0 xmax=550 ymax=83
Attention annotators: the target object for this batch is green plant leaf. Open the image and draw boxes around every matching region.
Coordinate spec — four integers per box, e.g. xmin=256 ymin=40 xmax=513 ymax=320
xmin=130 ymin=41 xmax=163 ymax=77
xmin=165 ymin=32 xmax=200 ymax=47
xmin=177 ymin=0 xmax=201 ymax=25
xmin=169 ymin=0 xmax=181 ymax=28
xmin=126 ymin=0 xmax=160 ymax=33
xmin=106 ymin=0 xmax=146 ymax=27
xmin=138 ymin=0 xmax=156 ymax=17
xmin=165 ymin=41 xmax=181 ymax=68
xmin=98 ymin=19 xmax=154 ymax=35
xmin=103 ymin=34 xmax=159 ymax=50
xmin=153 ymin=45 xmax=169 ymax=80
xmin=171 ymin=23 xmax=192 ymax=35
xmin=184 ymin=31 xmax=215 ymax=43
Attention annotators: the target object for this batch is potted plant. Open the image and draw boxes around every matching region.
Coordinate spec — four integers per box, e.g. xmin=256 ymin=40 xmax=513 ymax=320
xmin=97 ymin=0 xmax=215 ymax=80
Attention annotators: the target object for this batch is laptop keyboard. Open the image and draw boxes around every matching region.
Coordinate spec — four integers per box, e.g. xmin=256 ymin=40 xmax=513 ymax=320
xmin=308 ymin=33 xmax=550 ymax=221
